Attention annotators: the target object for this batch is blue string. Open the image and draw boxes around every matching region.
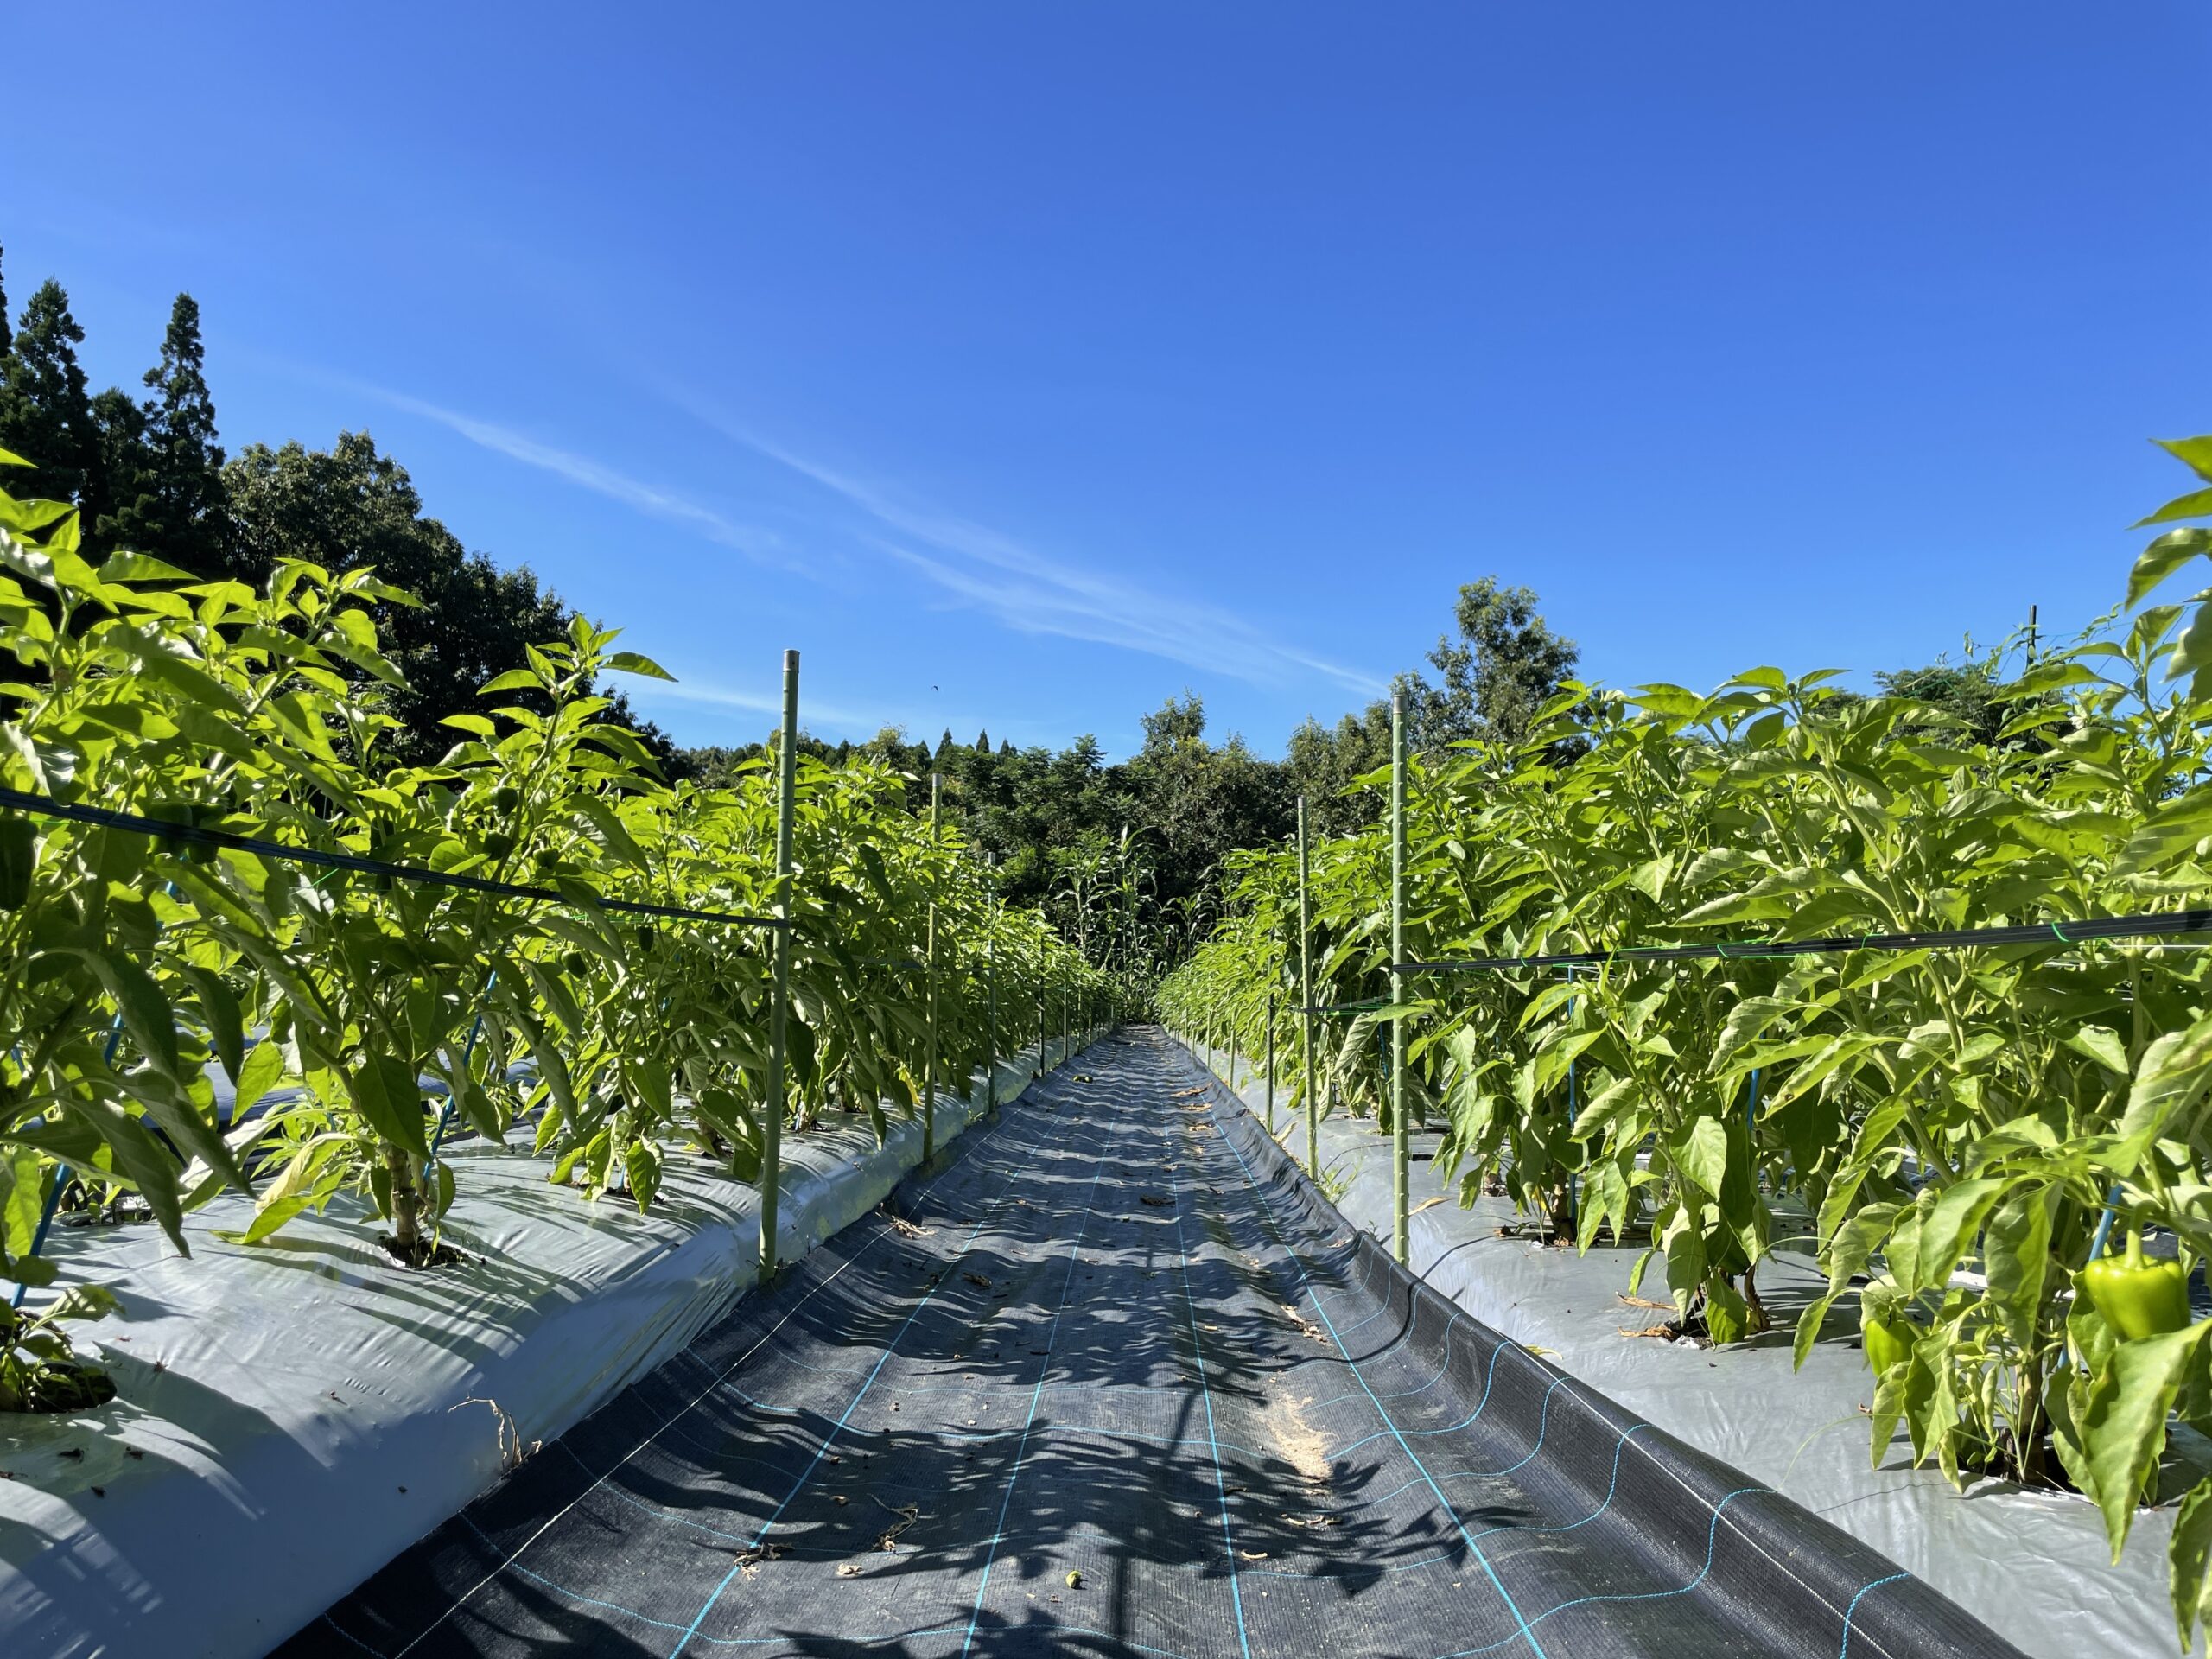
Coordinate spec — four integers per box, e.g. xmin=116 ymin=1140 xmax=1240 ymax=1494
xmin=2088 ymin=1181 xmax=2124 ymax=1260
xmin=1838 ymin=1571 xmax=1908 ymax=1658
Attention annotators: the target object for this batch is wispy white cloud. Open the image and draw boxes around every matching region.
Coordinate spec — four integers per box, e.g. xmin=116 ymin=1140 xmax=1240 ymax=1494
xmin=673 ymin=403 xmax=1386 ymax=698
xmin=623 ymin=675 xmax=880 ymax=732
xmin=355 ymin=385 xmax=787 ymax=564
xmin=624 ymin=673 xmax=1020 ymax=747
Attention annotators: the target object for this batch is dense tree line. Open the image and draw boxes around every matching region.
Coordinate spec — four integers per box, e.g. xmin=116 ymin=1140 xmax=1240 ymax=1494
xmin=0 ymin=246 xmax=675 ymax=768
xmin=687 ymin=582 xmax=1587 ymax=972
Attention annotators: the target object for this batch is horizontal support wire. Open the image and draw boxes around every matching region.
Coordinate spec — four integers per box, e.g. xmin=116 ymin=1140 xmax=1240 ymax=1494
xmin=0 ymin=786 xmax=785 ymax=931
xmin=1396 ymin=907 xmax=2212 ymax=975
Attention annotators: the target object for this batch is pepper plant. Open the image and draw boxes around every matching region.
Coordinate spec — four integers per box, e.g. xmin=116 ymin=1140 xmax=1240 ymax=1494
xmin=0 ymin=453 xmax=1109 ymax=1406
xmin=1161 ymin=435 xmax=2212 ymax=1649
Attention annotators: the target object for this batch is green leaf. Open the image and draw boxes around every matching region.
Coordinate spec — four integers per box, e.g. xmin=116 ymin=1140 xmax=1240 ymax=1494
xmin=118 ymin=1067 xmax=248 ymax=1194
xmin=2127 ymin=528 xmax=2212 ymax=606
xmin=2170 ymin=1478 xmax=2212 ymax=1652
xmin=104 ymin=626 xmax=249 ymax=720
xmin=604 ymin=651 xmax=676 ymax=681
xmin=477 ymin=667 xmax=543 ymax=695
xmin=2077 ymin=1324 xmax=2208 ymax=1560
xmin=68 ymin=1094 xmax=188 ymax=1252
xmin=624 ymin=1136 xmax=663 ymax=1211
xmin=449 ymin=1065 xmax=503 ymax=1141
xmin=1 ymin=1146 xmax=44 ymax=1262
xmin=176 ymin=965 xmax=245 ymax=1087
xmin=2116 ymin=1019 xmax=2212 ymax=1169
xmin=2063 ymin=1025 xmax=2130 ymax=1078
xmin=1983 ymin=1181 xmax=2055 ymax=1351
xmin=2135 ymin=487 xmax=2212 ymax=530
xmin=1675 ymin=1116 xmax=1729 ymax=1198
xmin=66 ymin=946 xmax=181 ymax=1080
xmin=2157 ymin=435 xmax=2212 ymax=485
xmin=232 ymin=1038 xmax=289 ymax=1121
xmin=351 ymin=1052 xmax=429 ymax=1158
xmin=221 ymin=1135 xmax=343 ymax=1245
xmin=1913 ymin=1176 xmax=2007 ymax=1294
xmin=99 ymin=551 xmax=196 ymax=583
xmin=46 ymin=1284 xmax=120 ymax=1324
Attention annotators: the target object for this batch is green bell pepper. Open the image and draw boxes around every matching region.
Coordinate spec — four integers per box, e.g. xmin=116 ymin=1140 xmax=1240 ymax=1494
xmin=2079 ymin=1230 xmax=2193 ymax=1342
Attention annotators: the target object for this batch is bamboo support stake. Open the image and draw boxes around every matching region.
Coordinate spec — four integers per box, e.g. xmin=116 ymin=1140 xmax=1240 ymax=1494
xmin=1390 ymin=686 xmax=1409 ymax=1265
xmin=759 ymin=649 xmax=799 ymax=1274
xmin=924 ymin=772 xmax=939 ymax=1161
xmin=1265 ymin=989 xmax=1276 ymax=1135
xmin=1298 ymin=794 xmax=1318 ymax=1179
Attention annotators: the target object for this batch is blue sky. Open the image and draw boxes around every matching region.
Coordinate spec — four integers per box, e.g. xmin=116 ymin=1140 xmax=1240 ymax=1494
xmin=10 ymin=4 xmax=2209 ymax=757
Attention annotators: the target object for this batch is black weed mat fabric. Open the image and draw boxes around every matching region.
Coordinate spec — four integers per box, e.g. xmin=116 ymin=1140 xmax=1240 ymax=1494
xmin=282 ymin=1029 xmax=2021 ymax=1659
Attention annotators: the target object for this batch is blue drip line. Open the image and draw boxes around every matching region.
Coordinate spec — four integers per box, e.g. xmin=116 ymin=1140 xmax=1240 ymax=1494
xmin=2088 ymin=1181 xmax=2124 ymax=1260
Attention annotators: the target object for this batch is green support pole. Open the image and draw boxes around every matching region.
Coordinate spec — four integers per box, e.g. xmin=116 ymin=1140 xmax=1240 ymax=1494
xmin=1264 ymin=989 xmax=1276 ymax=1135
xmin=986 ymin=930 xmax=997 ymax=1113
xmin=1298 ymin=794 xmax=1318 ymax=1179
xmin=1390 ymin=685 xmax=1409 ymax=1265
xmin=924 ymin=772 xmax=939 ymax=1161
xmin=758 ymin=648 xmax=800 ymax=1275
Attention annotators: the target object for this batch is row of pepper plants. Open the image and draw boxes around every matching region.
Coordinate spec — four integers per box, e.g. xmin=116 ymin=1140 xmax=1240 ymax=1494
xmin=1158 ymin=436 xmax=2212 ymax=1649
xmin=0 ymin=452 xmax=1110 ymax=1409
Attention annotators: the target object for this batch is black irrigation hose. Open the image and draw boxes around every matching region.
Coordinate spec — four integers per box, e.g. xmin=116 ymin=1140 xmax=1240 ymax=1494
xmin=0 ymin=787 xmax=785 ymax=931
xmin=1396 ymin=907 xmax=2212 ymax=975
